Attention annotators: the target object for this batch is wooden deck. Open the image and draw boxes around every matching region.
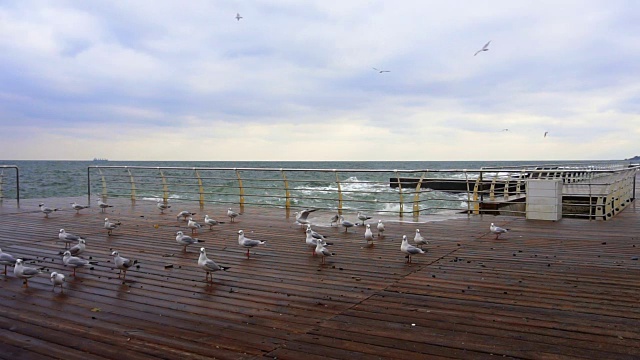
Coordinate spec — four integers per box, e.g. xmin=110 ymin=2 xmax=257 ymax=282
xmin=1 ymin=196 xmax=639 ymax=359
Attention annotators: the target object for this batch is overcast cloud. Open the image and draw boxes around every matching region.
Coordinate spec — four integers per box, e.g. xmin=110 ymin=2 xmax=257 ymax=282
xmin=0 ymin=0 xmax=638 ymax=161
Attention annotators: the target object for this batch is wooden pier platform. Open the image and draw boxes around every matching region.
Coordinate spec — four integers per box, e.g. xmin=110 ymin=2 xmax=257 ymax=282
xmin=0 ymin=196 xmax=639 ymax=359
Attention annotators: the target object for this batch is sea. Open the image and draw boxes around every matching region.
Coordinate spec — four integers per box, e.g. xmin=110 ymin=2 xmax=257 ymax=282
xmin=0 ymin=160 xmax=626 ymax=214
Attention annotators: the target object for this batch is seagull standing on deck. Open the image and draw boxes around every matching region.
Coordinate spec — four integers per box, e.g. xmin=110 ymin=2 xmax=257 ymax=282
xmin=306 ymin=228 xmax=333 ymax=256
xmin=50 ymin=272 xmax=65 ymax=293
xmin=474 ymin=40 xmax=491 ymax=56
xmin=58 ymin=229 xmax=85 ymax=249
xmin=97 ymin=199 xmax=113 ymax=212
xmin=70 ymin=202 xmax=89 ymax=214
xmin=490 ymin=223 xmax=509 ymax=239
xmin=112 ymin=250 xmax=137 ymax=280
xmin=414 ymin=229 xmax=428 ymax=249
xmin=330 ymin=213 xmax=340 ymax=226
xmin=315 ymin=240 xmax=335 ymax=264
xmin=104 ymin=218 xmax=121 ymax=236
xmin=187 ymin=217 xmax=202 ymax=235
xmin=157 ymin=200 xmax=171 ymax=213
xmin=14 ymin=259 xmax=42 ymax=287
xmin=357 ymin=211 xmax=372 ymax=226
xmin=377 ymin=220 xmax=386 ymax=238
xmin=339 ymin=216 xmax=355 ymax=233
xmin=198 ymin=247 xmax=229 ymax=283
xmin=364 ymin=224 xmax=375 ymax=246
xmin=204 ymin=215 xmax=219 ymax=229
xmin=401 ymin=235 xmax=425 ymax=263
xmin=237 ymin=230 xmax=266 ymax=259
xmin=227 ymin=208 xmax=240 ymax=223
xmin=176 ymin=231 xmax=204 ymax=252
xmin=176 ymin=210 xmax=196 ymax=221
xmin=63 ymin=251 xmax=97 ymax=277
xmin=39 ymin=203 xmax=58 ymax=217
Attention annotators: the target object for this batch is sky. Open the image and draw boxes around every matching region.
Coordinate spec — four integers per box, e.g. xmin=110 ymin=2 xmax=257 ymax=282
xmin=0 ymin=0 xmax=639 ymax=161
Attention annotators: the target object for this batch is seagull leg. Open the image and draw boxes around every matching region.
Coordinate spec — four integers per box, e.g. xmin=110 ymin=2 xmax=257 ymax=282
xmin=24 ymin=279 xmax=28 ymax=288
xmin=246 ymin=249 xmax=250 ymax=259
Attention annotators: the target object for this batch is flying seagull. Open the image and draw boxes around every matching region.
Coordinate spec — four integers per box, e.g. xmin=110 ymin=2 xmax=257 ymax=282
xmin=474 ymin=40 xmax=491 ymax=56
xmin=236 ymin=13 xmax=243 ymax=21
xmin=544 ymin=131 xmax=549 ymax=138
xmin=373 ymin=67 xmax=390 ymax=73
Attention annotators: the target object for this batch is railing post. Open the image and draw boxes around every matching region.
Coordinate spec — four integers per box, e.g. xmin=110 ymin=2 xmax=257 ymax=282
xmin=464 ymin=170 xmax=471 ymax=216
xmin=126 ymin=167 xmax=136 ymax=202
xmin=413 ymin=171 xmax=426 ymax=217
xmin=334 ymin=170 xmax=343 ymax=215
xmin=98 ymin=168 xmax=107 ymax=199
xmin=395 ymin=170 xmax=404 ymax=217
xmin=195 ymin=169 xmax=204 ymax=207
xmin=87 ymin=167 xmax=91 ymax=206
xmin=235 ymin=169 xmax=245 ymax=212
xmin=281 ymin=169 xmax=291 ymax=211
xmin=159 ymin=169 xmax=169 ymax=202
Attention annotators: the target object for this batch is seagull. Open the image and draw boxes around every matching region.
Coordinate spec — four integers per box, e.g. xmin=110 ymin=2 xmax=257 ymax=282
xmin=198 ymin=247 xmax=230 ymax=283
xmin=96 ymin=199 xmax=113 ymax=212
xmin=176 ymin=210 xmax=196 ymax=221
xmin=401 ymin=235 xmax=425 ymax=263
xmin=62 ymin=251 xmax=97 ymax=276
xmin=236 ymin=12 xmax=243 ymax=21
xmin=237 ymin=230 xmax=266 ymax=259
xmin=295 ymin=209 xmax=317 ymax=226
xmin=50 ymin=272 xmax=65 ymax=293
xmin=104 ymin=218 xmax=121 ymax=236
xmin=176 ymin=231 xmax=204 ymax=252
xmin=490 ymin=223 xmax=509 ymax=239
xmin=112 ymin=250 xmax=137 ymax=280
xmin=364 ymin=224 xmax=375 ymax=245
xmin=315 ymin=239 xmax=335 ymax=264
xmin=70 ymin=202 xmax=89 ymax=214
xmin=204 ymin=215 xmax=219 ymax=229
xmin=39 ymin=203 xmax=58 ymax=217
xmin=0 ymin=248 xmax=17 ymax=275
xmin=377 ymin=220 xmax=386 ymax=237
xmin=330 ymin=213 xmax=340 ymax=226
xmin=227 ymin=208 xmax=240 ymax=223
xmin=414 ymin=229 xmax=428 ymax=248
xmin=340 ymin=216 xmax=355 ymax=233
xmin=474 ymin=40 xmax=491 ymax=56
xmin=187 ymin=217 xmax=202 ymax=235
xmin=373 ymin=67 xmax=390 ymax=73
xmin=306 ymin=228 xmax=333 ymax=256
xmin=157 ymin=200 xmax=171 ymax=214
xmin=306 ymin=224 xmax=329 ymax=241
xmin=14 ymin=259 xmax=42 ymax=288
xmin=61 ymin=238 xmax=86 ymax=257
xmin=357 ymin=211 xmax=372 ymax=226
xmin=58 ymin=229 xmax=85 ymax=249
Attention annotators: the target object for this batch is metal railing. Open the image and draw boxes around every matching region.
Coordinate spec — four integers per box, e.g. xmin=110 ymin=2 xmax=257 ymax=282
xmin=0 ymin=165 xmax=20 ymax=203
xmin=87 ymin=164 xmax=639 ymax=220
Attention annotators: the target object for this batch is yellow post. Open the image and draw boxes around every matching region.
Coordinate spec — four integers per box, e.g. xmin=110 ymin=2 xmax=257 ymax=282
xmin=236 ymin=169 xmax=245 ymax=211
xmin=281 ymin=169 xmax=291 ymax=211
xmin=412 ymin=171 xmax=427 ymax=217
xmin=195 ymin=170 xmax=205 ymax=207
xmin=127 ymin=168 xmax=136 ymax=202
xmin=159 ymin=169 xmax=169 ymax=202
xmin=334 ymin=170 xmax=343 ymax=215
xmin=395 ymin=170 xmax=404 ymax=217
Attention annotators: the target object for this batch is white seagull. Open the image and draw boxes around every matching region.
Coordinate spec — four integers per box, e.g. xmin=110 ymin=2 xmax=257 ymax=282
xmin=14 ymin=259 xmax=42 ymax=288
xmin=474 ymin=40 xmax=491 ymax=56
xmin=112 ymin=250 xmax=137 ymax=280
xmin=157 ymin=200 xmax=171 ymax=213
xmin=176 ymin=210 xmax=196 ymax=221
xmin=295 ymin=209 xmax=317 ymax=226
xmin=227 ymin=208 xmax=240 ymax=223
xmin=357 ymin=211 xmax=372 ymax=226
xmin=306 ymin=228 xmax=333 ymax=256
xmin=104 ymin=218 xmax=121 ymax=236
xmin=62 ymin=238 xmax=86 ymax=257
xmin=330 ymin=213 xmax=340 ymax=226
xmin=62 ymin=251 xmax=97 ymax=277
xmin=401 ymin=235 xmax=425 ymax=263
xmin=187 ymin=217 xmax=202 ymax=235
xmin=39 ymin=203 xmax=58 ymax=217
xmin=198 ymin=247 xmax=230 ymax=283
xmin=50 ymin=272 xmax=65 ymax=293
xmin=377 ymin=219 xmax=386 ymax=238
xmin=414 ymin=229 xmax=428 ymax=248
xmin=96 ymin=199 xmax=113 ymax=212
xmin=58 ymin=229 xmax=85 ymax=249
xmin=364 ymin=224 xmax=375 ymax=245
xmin=70 ymin=202 xmax=89 ymax=214
xmin=237 ymin=230 xmax=266 ymax=259
xmin=0 ymin=248 xmax=17 ymax=275
xmin=340 ymin=216 xmax=355 ymax=233
xmin=306 ymin=224 xmax=329 ymax=241
xmin=315 ymin=239 xmax=335 ymax=264
xmin=176 ymin=231 xmax=204 ymax=252
xmin=490 ymin=223 xmax=509 ymax=239
xmin=204 ymin=215 xmax=219 ymax=229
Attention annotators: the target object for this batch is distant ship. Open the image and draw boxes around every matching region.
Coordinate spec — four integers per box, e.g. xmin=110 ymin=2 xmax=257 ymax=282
xmin=93 ymin=158 xmax=109 ymax=162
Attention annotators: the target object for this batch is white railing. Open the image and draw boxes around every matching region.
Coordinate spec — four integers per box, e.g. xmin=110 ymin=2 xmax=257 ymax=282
xmin=0 ymin=165 xmax=20 ymax=203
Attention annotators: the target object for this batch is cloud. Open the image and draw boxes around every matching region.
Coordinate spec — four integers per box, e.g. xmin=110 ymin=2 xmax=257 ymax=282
xmin=0 ymin=0 xmax=638 ymax=160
